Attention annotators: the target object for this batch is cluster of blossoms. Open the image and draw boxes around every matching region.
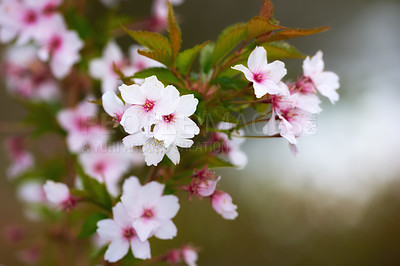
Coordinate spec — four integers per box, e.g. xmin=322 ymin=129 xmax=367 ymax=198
xmin=102 ymin=75 xmax=200 ymax=166
xmin=3 ymin=45 xmax=60 ymax=101
xmin=1 ymin=0 xmax=340 ymax=264
xmin=0 ymin=0 xmax=84 ymax=79
xmin=233 ymin=46 xmax=339 ymax=154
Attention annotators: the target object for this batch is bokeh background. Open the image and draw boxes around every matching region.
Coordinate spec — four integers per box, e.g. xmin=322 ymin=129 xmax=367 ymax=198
xmin=1 ymin=0 xmax=400 ymax=265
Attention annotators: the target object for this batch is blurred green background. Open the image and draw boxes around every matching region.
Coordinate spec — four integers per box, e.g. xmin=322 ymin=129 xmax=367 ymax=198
xmin=1 ymin=0 xmax=400 ymax=265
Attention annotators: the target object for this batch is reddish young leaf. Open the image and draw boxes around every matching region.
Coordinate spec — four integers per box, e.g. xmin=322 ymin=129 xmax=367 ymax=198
xmin=167 ymin=0 xmax=182 ymax=61
xmin=259 ymin=0 xmax=274 ymax=20
xmin=259 ymin=26 xmax=330 ymax=43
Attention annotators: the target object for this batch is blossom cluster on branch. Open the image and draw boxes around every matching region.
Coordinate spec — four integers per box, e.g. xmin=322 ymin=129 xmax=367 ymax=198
xmin=1 ymin=0 xmax=339 ymax=264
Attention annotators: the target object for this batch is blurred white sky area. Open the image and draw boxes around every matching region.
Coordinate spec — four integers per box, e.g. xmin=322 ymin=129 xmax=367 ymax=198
xmin=243 ymin=2 xmax=400 ymax=200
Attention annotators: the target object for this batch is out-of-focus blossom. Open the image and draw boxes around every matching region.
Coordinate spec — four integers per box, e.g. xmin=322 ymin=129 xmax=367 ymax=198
xmin=208 ymin=122 xmax=248 ymax=169
xmin=232 ymin=46 xmax=288 ymax=98
xmin=121 ymin=176 xmax=180 ymax=242
xmin=0 ymin=0 xmax=62 ymax=45
xmin=182 ymin=245 xmax=198 ymax=266
xmin=97 ymin=202 xmax=151 ymax=262
xmin=36 ymin=16 xmax=83 ymax=79
xmin=89 ymin=41 xmax=128 ymax=93
xmin=43 ymin=180 xmax=76 ymax=210
xmin=18 ymin=247 xmax=40 ymax=265
xmin=302 ymin=50 xmax=340 ymax=104
xmin=5 ymin=136 xmax=34 ymax=178
xmin=210 ymin=190 xmax=238 ymax=220
xmin=17 ymin=181 xmax=46 ymax=203
xmin=89 ymin=42 xmax=163 ymax=92
xmin=3 ymin=45 xmax=60 ymax=101
xmin=57 ymin=99 xmax=109 ymax=153
xmin=78 ymin=143 xmax=144 ymax=196
xmin=166 ymin=245 xmax=198 ymax=266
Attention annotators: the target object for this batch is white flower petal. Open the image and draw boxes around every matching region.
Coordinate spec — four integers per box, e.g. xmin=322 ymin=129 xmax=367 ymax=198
xmin=231 ymin=64 xmax=253 ymax=82
xmin=156 ymin=195 xmax=180 ymax=219
xmin=130 ymin=238 xmax=151 ymax=260
xmin=102 ymin=91 xmax=125 ymax=118
xmin=97 ymin=219 xmax=121 ymax=241
xmin=119 ymin=84 xmax=145 ymax=104
xmin=247 ymin=46 xmax=268 ymax=73
xmin=154 ymin=219 xmax=177 ymax=240
xmin=105 ymin=238 xmax=130 ymax=263
xmin=166 ymin=145 xmax=180 ymax=165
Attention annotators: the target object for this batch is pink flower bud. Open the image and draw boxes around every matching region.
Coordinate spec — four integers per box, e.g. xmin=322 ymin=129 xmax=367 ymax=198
xmin=182 ymin=245 xmax=198 ymax=266
xmin=210 ymin=191 xmax=238 ymax=220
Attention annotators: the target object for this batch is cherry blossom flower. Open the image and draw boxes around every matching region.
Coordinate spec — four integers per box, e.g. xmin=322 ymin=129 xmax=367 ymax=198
xmin=43 ymin=180 xmax=76 ymax=210
xmin=102 ymin=91 xmax=128 ymax=123
xmin=4 ymin=45 xmax=60 ymax=101
xmin=121 ymin=176 xmax=180 ymax=242
xmin=5 ymin=136 xmax=34 ymax=178
xmin=123 ymin=130 xmax=193 ymax=166
xmin=185 ymin=166 xmax=221 ymax=199
xmin=232 ymin=46 xmax=288 ymax=98
xmin=263 ymin=94 xmax=316 ymax=144
xmin=208 ymin=122 xmax=248 ymax=169
xmin=153 ymin=92 xmax=200 ymax=147
xmin=57 ymin=99 xmax=109 ymax=153
xmin=302 ymin=51 xmax=340 ymax=104
xmin=210 ymin=190 xmax=238 ymax=220
xmin=97 ymin=202 xmax=151 ymax=262
xmin=37 ymin=16 xmax=83 ymax=79
xmin=78 ymin=143 xmax=144 ymax=196
xmin=119 ymin=76 xmax=177 ymax=134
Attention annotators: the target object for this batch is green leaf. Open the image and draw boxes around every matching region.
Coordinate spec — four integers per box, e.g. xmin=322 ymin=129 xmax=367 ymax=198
xmin=22 ymin=102 xmax=64 ymax=137
xmin=76 ymin=163 xmax=113 ymax=212
xmin=210 ymin=23 xmax=247 ymax=67
xmin=137 ymin=49 xmax=173 ymax=67
xmin=194 ymin=100 xmax=206 ymax=125
xmin=132 ymin=67 xmax=180 ymax=84
xmin=199 ymin=42 xmax=215 ymax=74
xmin=123 ymin=28 xmax=173 ymax=66
xmin=167 ymin=1 xmax=181 ymax=60
xmin=78 ymin=213 xmax=108 ymax=238
xmin=260 ymin=26 xmax=330 ymax=43
xmin=211 ymin=76 xmax=249 ymax=91
xmin=246 ymin=16 xmax=283 ymax=40
xmin=261 ymin=41 xmax=305 ymax=60
xmin=176 ymin=42 xmax=209 ymax=76
xmin=65 ymin=7 xmax=91 ymax=39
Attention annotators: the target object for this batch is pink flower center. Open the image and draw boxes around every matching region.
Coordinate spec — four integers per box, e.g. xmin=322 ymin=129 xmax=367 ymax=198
xmin=49 ymin=36 xmax=62 ymax=53
xmin=42 ymin=3 xmax=57 ymax=16
xmin=163 ymin=113 xmax=175 ymax=124
xmin=135 ymin=61 xmax=146 ymax=71
xmin=296 ymin=76 xmax=316 ymax=94
xmin=61 ymin=197 xmax=76 ymax=211
xmin=123 ymin=227 xmax=136 ymax=240
xmin=141 ymin=209 xmax=154 ymax=219
xmin=253 ymin=72 xmax=265 ymax=83
xmin=142 ymin=99 xmax=155 ymax=112
xmin=94 ymin=161 xmax=106 ymax=175
xmin=24 ymin=10 xmax=38 ymax=24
